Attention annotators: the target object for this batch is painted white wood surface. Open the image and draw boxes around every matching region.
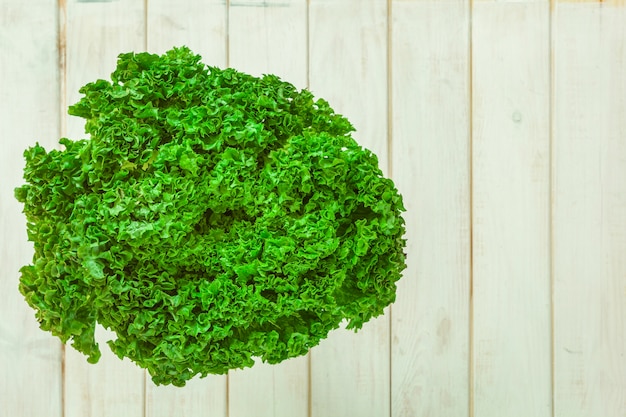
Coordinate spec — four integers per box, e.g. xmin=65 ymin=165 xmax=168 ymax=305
xmin=471 ymin=2 xmax=553 ymax=416
xmin=553 ymin=3 xmax=626 ymax=416
xmin=229 ymin=0 xmax=307 ymax=85
xmin=1 ymin=1 xmax=626 ymax=417
xmin=147 ymin=0 xmax=227 ymax=65
xmin=0 ymin=1 xmax=62 ymax=417
xmin=62 ymin=1 xmax=146 ymax=417
xmin=308 ymin=1 xmax=391 ymax=417
xmin=144 ymin=2 xmax=229 ymax=416
xmin=227 ymin=2 xmax=309 ymax=417
xmin=390 ymin=1 xmax=470 ymax=416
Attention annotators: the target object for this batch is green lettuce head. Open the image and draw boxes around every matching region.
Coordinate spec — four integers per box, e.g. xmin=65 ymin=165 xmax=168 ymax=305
xmin=15 ymin=47 xmax=406 ymax=386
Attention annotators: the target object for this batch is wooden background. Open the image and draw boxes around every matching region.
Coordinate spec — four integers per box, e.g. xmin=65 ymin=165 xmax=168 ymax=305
xmin=1 ymin=0 xmax=625 ymax=416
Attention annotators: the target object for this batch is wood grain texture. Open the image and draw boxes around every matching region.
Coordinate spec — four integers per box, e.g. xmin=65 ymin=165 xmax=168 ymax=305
xmin=308 ymin=1 xmax=390 ymax=417
xmin=471 ymin=2 xmax=552 ymax=416
xmin=143 ymin=2 xmax=229 ymax=415
xmin=0 ymin=1 xmax=62 ymax=416
xmin=145 ymin=376 xmax=227 ymax=417
xmin=4 ymin=1 xmax=626 ymax=415
xmin=229 ymin=0 xmax=307 ymax=86
xmin=227 ymin=2 xmax=309 ymax=416
xmin=553 ymin=4 xmax=626 ymax=416
xmin=228 ymin=359 xmax=309 ymax=417
xmin=555 ymin=0 xmax=626 ymax=5
xmin=390 ymin=1 xmax=471 ymax=417
xmin=147 ymin=0 xmax=227 ymax=66
xmin=63 ymin=1 xmax=146 ymax=416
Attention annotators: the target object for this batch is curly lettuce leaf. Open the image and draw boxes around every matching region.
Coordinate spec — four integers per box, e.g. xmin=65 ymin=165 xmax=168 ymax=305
xmin=15 ymin=46 xmax=406 ymax=386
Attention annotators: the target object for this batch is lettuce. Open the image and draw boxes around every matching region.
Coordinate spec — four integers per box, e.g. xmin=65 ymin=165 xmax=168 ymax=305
xmin=15 ymin=47 xmax=406 ymax=386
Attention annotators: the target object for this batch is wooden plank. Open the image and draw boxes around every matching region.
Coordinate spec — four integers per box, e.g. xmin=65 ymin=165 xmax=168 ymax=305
xmin=229 ymin=0 xmax=307 ymax=85
xmin=146 ymin=377 xmax=227 ymax=417
xmin=390 ymin=1 xmax=471 ymax=416
xmin=471 ymin=2 xmax=552 ymax=416
xmin=553 ymin=4 xmax=626 ymax=416
xmin=556 ymin=0 xmax=626 ymax=4
xmin=227 ymin=1 xmax=309 ymax=416
xmin=0 ymin=0 xmax=63 ymax=415
xmin=308 ymin=1 xmax=390 ymax=416
xmin=64 ymin=0 xmax=146 ymax=144
xmin=228 ymin=359 xmax=309 ymax=417
xmin=143 ymin=1 xmax=229 ymax=416
xmin=63 ymin=1 xmax=146 ymax=416
xmin=146 ymin=0 xmax=227 ymax=66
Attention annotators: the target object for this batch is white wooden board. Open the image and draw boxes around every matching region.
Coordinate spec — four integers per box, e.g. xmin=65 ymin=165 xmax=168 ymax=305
xmin=471 ymin=1 xmax=553 ymax=416
xmin=1 ymin=1 xmax=625 ymax=415
xmin=0 ymin=1 xmax=63 ymax=416
xmin=391 ymin=1 xmax=471 ymax=416
xmin=147 ymin=0 xmax=227 ymax=65
xmin=308 ymin=1 xmax=391 ymax=416
xmin=229 ymin=0 xmax=307 ymax=85
xmin=553 ymin=2 xmax=626 ymax=416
